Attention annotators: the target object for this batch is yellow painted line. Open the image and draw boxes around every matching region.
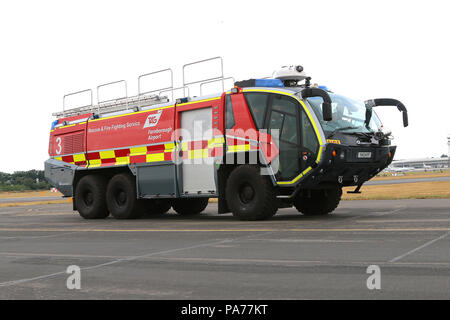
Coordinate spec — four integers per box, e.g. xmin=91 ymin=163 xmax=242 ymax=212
xmin=0 ymin=227 xmax=449 ymax=233
xmin=0 ymin=199 xmax=71 ymax=208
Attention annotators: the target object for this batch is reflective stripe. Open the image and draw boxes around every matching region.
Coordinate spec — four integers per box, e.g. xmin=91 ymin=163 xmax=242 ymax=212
xmin=227 ymin=144 xmax=250 ymax=153
xmin=277 ymin=166 xmax=312 ymax=185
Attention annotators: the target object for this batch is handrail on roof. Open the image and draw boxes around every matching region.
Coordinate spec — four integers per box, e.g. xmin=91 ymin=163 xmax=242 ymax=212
xmin=200 ymin=77 xmax=235 ymax=96
xmin=97 ymin=79 xmax=128 ymax=114
xmin=138 ymin=68 xmax=173 ymax=107
xmin=60 ymin=56 xmax=232 ymax=118
xmin=183 ymin=56 xmax=224 ymax=92
xmin=63 ymin=89 xmax=93 ymax=115
xmin=159 ymin=86 xmax=189 ymax=101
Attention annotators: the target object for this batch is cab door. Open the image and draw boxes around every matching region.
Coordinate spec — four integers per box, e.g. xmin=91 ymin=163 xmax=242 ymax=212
xmin=264 ymin=94 xmax=319 ymax=181
xmin=265 ymin=94 xmax=302 ymax=181
xmin=244 ymin=91 xmax=320 ymax=182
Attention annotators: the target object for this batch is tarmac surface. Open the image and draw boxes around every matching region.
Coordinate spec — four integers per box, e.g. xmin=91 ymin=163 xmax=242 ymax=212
xmin=0 ymin=196 xmax=63 ymax=204
xmin=2 ymin=177 xmax=449 ymax=204
xmin=365 ymin=176 xmax=450 ymax=185
xmin=0 ymin=200 xmax=449 ymax=299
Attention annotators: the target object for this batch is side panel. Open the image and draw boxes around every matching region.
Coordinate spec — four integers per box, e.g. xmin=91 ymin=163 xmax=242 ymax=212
xmin=85 ymin=105 xmax=175 ymax=167
xmin=136 ymin=163 xmax=177 ymax=197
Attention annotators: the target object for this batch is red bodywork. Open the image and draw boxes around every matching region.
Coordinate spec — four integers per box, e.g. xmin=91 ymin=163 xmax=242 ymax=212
xmin=48 ymin=92 xmax=279 ymax=168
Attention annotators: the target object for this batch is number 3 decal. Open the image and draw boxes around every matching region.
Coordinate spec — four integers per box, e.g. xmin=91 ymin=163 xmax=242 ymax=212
xmin=55 ymin=137 xmax=62 ymax=154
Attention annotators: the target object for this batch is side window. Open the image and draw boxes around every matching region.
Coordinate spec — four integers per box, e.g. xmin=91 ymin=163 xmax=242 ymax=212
xmin=225 ymin=95 xmax=235 ymax=129
xmin=244 ymin=92 xmax=269 ymax=128
xmin=301 ymin=109 xmax=319 ymax=152
xmin=268 ymin=95 xmax=300 ymax=180
xmin=271 ymin=95 xmax=298 ymax=115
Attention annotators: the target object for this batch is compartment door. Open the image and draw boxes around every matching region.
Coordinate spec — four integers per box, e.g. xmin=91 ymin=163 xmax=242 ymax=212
xmin=179 ymin=107 xmax=217 ymax=195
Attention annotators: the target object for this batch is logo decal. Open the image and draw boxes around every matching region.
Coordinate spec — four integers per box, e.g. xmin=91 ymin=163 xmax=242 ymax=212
xmin=326 ymin=139 xmax=341 ymax=144
xmin=143 ymin=110 xmax=163 ymax=128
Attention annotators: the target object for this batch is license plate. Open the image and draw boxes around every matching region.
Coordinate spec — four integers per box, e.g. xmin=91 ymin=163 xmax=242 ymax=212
xmin=358 ymin=152 xmax=372 ymax=158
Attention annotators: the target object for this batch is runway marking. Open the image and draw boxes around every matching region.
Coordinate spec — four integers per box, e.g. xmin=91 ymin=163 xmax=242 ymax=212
xmin=0 ymin=231 xmax=275 ymax=288
xmin=0 ymin=238 xmax=234 ymax=287
xmin=357 ymin=218 xmax=450 ymax=223
xmin=389 ymin=231 xmax=449 ymax=263
xmin=0 ymin=252 xmax=129 ymax=259
xmin=369 ymin=207 xmax=406 ymax=216
xmin=0 ymin=227 xmax=450 ymax=233
xmin=1 ymin=251 xmax=449 ymax=268
xmin=0 ymin=231 xmax=81 ymax=240
xmin=246 ymin=238 xmax=365 ymax=243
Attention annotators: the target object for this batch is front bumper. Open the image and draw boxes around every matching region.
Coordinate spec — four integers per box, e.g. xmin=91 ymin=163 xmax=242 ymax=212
xmin=301 ymin=144 xmax=396 ymax=189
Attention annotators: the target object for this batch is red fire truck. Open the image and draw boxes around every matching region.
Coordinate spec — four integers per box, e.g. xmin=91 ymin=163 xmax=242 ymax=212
xmin=45 ymin=57 xmax=408 ymax=220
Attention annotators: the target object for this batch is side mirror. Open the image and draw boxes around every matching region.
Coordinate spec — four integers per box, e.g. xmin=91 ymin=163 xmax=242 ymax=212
xmin=364 ymin=98 xmax=408 ymax=128
xmin=322 ymin=102 xmax=332 ymax=121
xmin=402 ymin=111 xmax=409 ymax=127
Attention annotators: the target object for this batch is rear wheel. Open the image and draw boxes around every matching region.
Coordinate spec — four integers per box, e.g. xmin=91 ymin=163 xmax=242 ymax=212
xmin=142 ymin=199 xmax=172 ymax=215
xmin=106 ymin=173 xmax=144 ymax=219
xmin=171 ymin=198 xmax=209 ymax=216
xmin=294 ymin=187 xmax=342 ymax=216
xmin=75 ymin=175 xmax=109 ymax=219
xmin=225 ymin=165 xmax=278 ymax=221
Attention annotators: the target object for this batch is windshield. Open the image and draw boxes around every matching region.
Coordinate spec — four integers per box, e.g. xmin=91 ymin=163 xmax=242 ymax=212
xmin=306 ymin=93 xmax=382 ymax=135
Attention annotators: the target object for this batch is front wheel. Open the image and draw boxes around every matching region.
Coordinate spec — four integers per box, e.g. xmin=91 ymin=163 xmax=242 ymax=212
xmin=294 ymin=187 xmax=342 ymax=216
xmin=225 ymin=165 xmax=278 ymax=221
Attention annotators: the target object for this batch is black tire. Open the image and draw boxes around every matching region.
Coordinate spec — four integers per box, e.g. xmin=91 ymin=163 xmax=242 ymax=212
xmin=294 ymin=187 xmax=342 ymax=216
xmin=75 ymin=175 xmax=109 ymax=219
xmin=225 ymin=165 xmax=278 ymax=221
xmin=142 ymin=199 xmax=172 ymax=215
xmin=106 ymin=173 xmax=144 ymax=219
xmin=171 ymin=198 xmax=209 ymax=216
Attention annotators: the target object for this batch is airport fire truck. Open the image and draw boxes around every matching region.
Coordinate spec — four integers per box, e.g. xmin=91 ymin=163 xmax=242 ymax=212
xmin=45 ymin=57 xmax=408 ymax=220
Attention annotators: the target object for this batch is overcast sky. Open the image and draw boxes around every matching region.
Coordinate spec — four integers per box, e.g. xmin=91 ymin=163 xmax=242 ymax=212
xmin=1 ymin=0 xmax=449 ymax=173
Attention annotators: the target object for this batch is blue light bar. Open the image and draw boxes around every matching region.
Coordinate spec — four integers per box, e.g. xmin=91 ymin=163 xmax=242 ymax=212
xmin=254 ymin=79 xmax=284 ymax=88
xmin=51 ymin=119 xmax=58 ymax=130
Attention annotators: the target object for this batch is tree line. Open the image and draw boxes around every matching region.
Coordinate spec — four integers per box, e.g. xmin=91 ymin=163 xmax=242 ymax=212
xmin=0 ymin=170 xmax=51 ymax=192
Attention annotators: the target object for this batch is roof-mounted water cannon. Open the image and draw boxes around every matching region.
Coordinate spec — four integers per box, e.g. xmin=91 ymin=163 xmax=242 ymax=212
xmin=273 ymin=65 xmax=311 ymax=87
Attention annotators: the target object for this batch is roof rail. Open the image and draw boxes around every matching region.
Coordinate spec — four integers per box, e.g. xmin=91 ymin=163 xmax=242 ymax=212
xmin=57 ymin=56 xmax=232 ymax=118
xmin=138 ymin=68 xmax=173 ymax=106
xmin=183 ymin=56 xmax=225 ymax=93
xmin=200 ymin=77 xmax=235 ymax=96
xmin=62 ymin=89 xmax=93 ymax=116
